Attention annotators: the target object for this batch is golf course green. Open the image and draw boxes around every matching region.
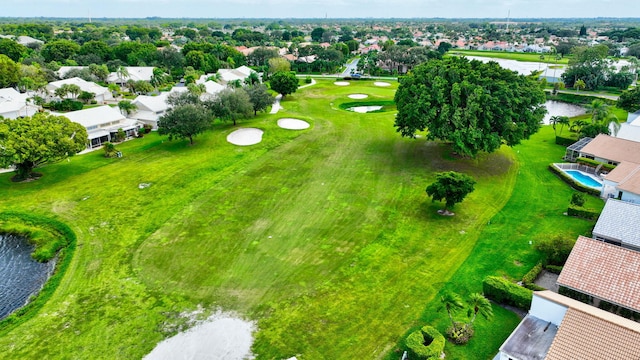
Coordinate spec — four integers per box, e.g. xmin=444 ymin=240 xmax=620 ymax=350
xmin=0 ymin=79 xmax=596 ymax=359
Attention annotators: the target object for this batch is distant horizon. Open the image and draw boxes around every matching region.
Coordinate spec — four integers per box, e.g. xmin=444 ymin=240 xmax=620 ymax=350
xmin=2 ymin=16 xmax=640 ymax=20
xmin=2 ymin=0 xmax=640 ymax=20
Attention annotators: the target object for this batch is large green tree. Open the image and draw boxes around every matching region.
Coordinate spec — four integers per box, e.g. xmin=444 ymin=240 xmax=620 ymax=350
xmin=41 ymin=39 xmax=80 ymax=63
xmin=244 ymin=84 xmax=275 ymax=115
xmin=394 ymin=57 xmax=546 ymax=157
xmin=618 ymin=86 xmax=640 ymax=113
xmin=158 ymin=103 xmax=212 ymax=145
xmin=426 ymin=171 xmax=476 ymax=212
xmin=270 ymin=71 xmax=299 ymax=99
xmin=209 ymin=88 xmax=253 ymax=126
xmin=0 ymin=113 xmax=88 ymax=180
xmin=0 ymin=54 xmax=19 ymax=88
xmin=0 ymin=38 xmax=28 ymax=62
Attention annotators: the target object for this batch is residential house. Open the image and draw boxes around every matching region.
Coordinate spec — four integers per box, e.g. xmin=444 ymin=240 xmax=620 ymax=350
xmin=216 ymin=66 xmax=256 ymax=86
xmin=130 ymin=93 xmax=171 ymax=130
xmin=107 ymin=67 xmax=155 ymax=85
xmin=592 ymin=199 xmax=640 ymax=251
xmin=557 ymin=236 xmax=640 ymax=314
xmin=0 ymin=34 xmax=43 ymax=46
xmin=0 ymin=88 xmax=38 ymax=119
xmin=578 ymin=134 xmax=640 ymax=201
xmin=46 ymin=77 xmax=114 ymax=103
xmin=58 ymin=105 xmax=140 ymax=148
xmin=498 ymin=291 xmax=640 ymax=360
xmin=57 ymin=66 xmax=88 ymax=79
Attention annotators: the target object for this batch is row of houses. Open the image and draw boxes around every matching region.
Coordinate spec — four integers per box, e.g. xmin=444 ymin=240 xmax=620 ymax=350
xmin=498 ymin=133 xmax=640 ymax=358
xmin=1 ymin=65 xmax=258 ymax=150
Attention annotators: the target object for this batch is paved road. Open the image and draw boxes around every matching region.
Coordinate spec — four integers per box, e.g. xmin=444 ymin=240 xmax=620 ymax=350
xmin=341 ymin=58 xmax=360 ymax=77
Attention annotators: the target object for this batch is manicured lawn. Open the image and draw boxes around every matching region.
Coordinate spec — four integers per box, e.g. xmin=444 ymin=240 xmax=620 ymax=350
xmin=450 ymin=49 xmax=571 ymax=64
xmin=0 ymin=80 xmax=597 ymax=359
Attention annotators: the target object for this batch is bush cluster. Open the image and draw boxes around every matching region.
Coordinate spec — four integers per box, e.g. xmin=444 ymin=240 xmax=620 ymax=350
xmin=567 ymin=205 xmax=600 ymax=220
xmin=545 ymin=265 xmax=564 ymax=274
xmin=522 ymin=262 xmax=545 ymax=291
xmin=483 ymin=276 xmax=533 ymax=310
xmin=49 ymin=99 xmax=84 ymax=111
xmin=405 ymin=325 xmax=445 ymax=360
xmin=576 ymin=157 xmax=616 ymax=172
xmin=556 ymin=136 xmax=578 ymax=146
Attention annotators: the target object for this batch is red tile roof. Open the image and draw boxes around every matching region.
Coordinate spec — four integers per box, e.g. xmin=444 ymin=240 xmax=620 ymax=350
xmin=557 ymin=236 xmax=640 ymax=312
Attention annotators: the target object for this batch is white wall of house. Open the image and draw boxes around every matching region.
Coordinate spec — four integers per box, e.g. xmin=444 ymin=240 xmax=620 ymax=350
xmin=621 ymin=191 xmax=640 ymax=204
xmin=529 ymin=295 xmax=568 ymax=326
xmin=602 ymin=179 xmax=618 ymax=199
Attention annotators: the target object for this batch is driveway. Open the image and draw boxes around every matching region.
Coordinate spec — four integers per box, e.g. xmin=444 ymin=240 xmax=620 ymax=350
xmin=341 ymin=58 xmax=360 ymax=77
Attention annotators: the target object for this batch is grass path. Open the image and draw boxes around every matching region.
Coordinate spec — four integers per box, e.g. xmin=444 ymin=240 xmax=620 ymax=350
xmin=0 ymin=80 xmax=598 ymax=359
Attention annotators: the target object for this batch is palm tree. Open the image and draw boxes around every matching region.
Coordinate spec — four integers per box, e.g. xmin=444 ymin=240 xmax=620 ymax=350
xmin=550 ymin=115 xmax=561 ymax=136
xmin=585 ymin=99 xmax=610 ymax=124
xmin=118 ymin=100 xmax=137 ymax=116
xmin=116 ymin=66 xmax=130 ymax=86
xmin=440 ymin=292 xmax=465 ymax=334
xmin=574 ymin=79 xmax=586 ymax=93
xmin=602 ymin=113 xmax=621 ymax=136
xmin=570 ymin=119 xmax=589 ymax=134
xmin=466 ymin=293 xmax=493 ymax=329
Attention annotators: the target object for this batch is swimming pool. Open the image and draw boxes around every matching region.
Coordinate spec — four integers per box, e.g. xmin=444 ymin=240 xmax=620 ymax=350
xmin=565 ymin=170 xmax=602 ymax=188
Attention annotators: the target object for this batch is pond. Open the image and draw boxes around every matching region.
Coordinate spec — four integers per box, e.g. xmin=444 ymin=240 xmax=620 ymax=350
xmin=348 ymin=105 xmax=383 ymax=113
xmin=0 ymin=234 xmax=56 ymax=319
xmin=542 ymin=100 xmax=586 ymax=125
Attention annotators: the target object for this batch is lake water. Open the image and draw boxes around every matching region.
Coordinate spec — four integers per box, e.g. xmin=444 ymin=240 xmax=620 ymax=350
xmin=0 ymin=234 xmax=56 ymax=319
xmin=542 ymin=100 xmax=586 ymax=125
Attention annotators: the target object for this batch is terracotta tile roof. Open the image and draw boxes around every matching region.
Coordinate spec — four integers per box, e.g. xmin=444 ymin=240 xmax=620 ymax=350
xmin=534 ymin=291 xmax=640 ymax=360
xmin=604 ymin=161 xmax=640 ymax=183
xmin=580 ymin=134 xmax=640 ymax=164
xmin=617 ymin=169 xmax=640 ymax=195
xmin=557 ymin=236 xmax=640 ymax=312
xmin=546 ymin=308 xmax=640 ymax=359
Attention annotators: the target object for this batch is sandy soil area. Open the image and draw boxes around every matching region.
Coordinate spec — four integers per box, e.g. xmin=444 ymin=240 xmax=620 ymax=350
xmin=277 ymin=118 xmax=310 ymax=130
xmin=226 ymin=128 xmax=263 ymax=146
xmin=374 ymin=81 xmax=391 ymax=87
xmin=348 ymin=94 xmax=368 ymax=99
xmin=334 ymin=81 xmax=350 ymax=86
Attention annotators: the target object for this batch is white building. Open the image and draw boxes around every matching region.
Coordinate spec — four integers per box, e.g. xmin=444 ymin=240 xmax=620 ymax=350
xmin=130 ymin=93 xmax=171 ymax=130
xmin=46 ymin=77 xmax=114 ymax=104
xmin=216 ymin=65 xmax=256 ymax=85
xmin=57 ymin=106 xmax=140 ymax=148
xmin=107 ymin=67 xmax=155 ymax=85
xmin=0 ymin=88 xmax=38 ymax=119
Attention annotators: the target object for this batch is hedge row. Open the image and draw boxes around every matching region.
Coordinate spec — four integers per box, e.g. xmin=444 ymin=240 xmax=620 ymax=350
xmin=576 ymin=157 xmax=616 ymax=172
xmin=0 ymin=212 xmax=76 ymax=335
xmin=556 ymin=136 xmax=578 ymax=146
xmin=405 ymin=325 xmax=445 ymax=360
xmin=548 ymin=165 xmax=601 ymax=196
xmin=483 ymin=276 xmax=533 ymax=311
xmin=567 ymin=205 xmax=601 ymax=220
xmin=522 ymin=262 xmax=543 ymax=285
xmin=545 ymin=265 xmax=563 ymax=274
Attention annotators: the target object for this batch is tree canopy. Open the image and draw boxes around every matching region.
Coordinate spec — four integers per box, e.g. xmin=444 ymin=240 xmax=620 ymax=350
xmin=269 ymin=71 xmax=299 ymax=99
xmin=618 ymin=86 xmax=640 ymax=113
xmin=0 ymin=54 xmax=19 ymax=88
xmin=0 ymin=113 xmax=88 ymax=180
xmin=244 ymin=84 xmax=275 ymax=115
xmin=426 ymin=171 xmax=476 ymax=211
xmin=394 ymin=57 xmax=546 ymax=157
xmin=158 ymin=103 xmax=212 ymax=145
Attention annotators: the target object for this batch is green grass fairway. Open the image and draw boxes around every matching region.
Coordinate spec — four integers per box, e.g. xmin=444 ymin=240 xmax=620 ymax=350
xmin=0 ymin=80 xmax=597 ymax=359
xmin=451 ymin=49 xmax=570 ymax=64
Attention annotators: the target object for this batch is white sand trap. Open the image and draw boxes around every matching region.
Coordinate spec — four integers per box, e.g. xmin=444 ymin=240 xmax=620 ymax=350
xmin=227 ymin=128 xmax=263 ymax=146
xmin=348 ymin=94 xmax=368 ymax=99
xmin=144 ymin=313 xmax=255 ymax=360
xmin=374 ymin=81 xmax=391 ymax=87
xmin=334 ymin=81 xmax=350 ymax=86
xmin=278 ymin=118 xmax=310 ymax=130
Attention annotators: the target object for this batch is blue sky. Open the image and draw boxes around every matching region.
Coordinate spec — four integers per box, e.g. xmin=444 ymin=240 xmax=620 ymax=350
xmin=2 ymin=0 xmax=638 ymax=19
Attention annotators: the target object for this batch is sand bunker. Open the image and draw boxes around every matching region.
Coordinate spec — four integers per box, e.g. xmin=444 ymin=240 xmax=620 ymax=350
xmin=278 ymin=118 xmax=310 ymax=130
xmin=144 ymin=312 xmax=255 ymax=360
xmin=348 ymin=94 xmax=368 ymax=99
xmin=374 ymin=81 xmax=391 ymax=87
xmin=227 ymin=128 xmax=263 ymax=146
xmin=334 ymin=81 xmax=350 ymax=86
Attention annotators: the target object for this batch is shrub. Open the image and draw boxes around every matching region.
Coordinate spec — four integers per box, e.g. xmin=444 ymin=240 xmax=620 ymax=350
xmin=556 ymin=136 xmax=577 ymax=146
xmin=483 ymin=276 xmax=533 ymax=310
xmin=545 ymin=265 xmax=563 ymax=274
xmin=405 ymin=325 xmax=445 ymax=360
xmin=570 ymin=193 xmax=585 ymax=207
xmin=49 ymin=99 xmax=84 ymax=112
xmin=522 ymin=262 xmax=543 ymax=285
xmin=305 ymin=76 xmax=312 ymax=84
xmin=576 ymin=157 xmax=616 ymax=172
xmin=535 ymin=236 xmax=576 ymax=265
xmin=103 ymin=142 xmax=118 ymax=158
xmin=143 ymin=124 xmax=153 ymax=133
xmin=567 ymin=205 xmax=600 ymax=220
xmin=90 ymin=99 xmax=97 ymax=104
